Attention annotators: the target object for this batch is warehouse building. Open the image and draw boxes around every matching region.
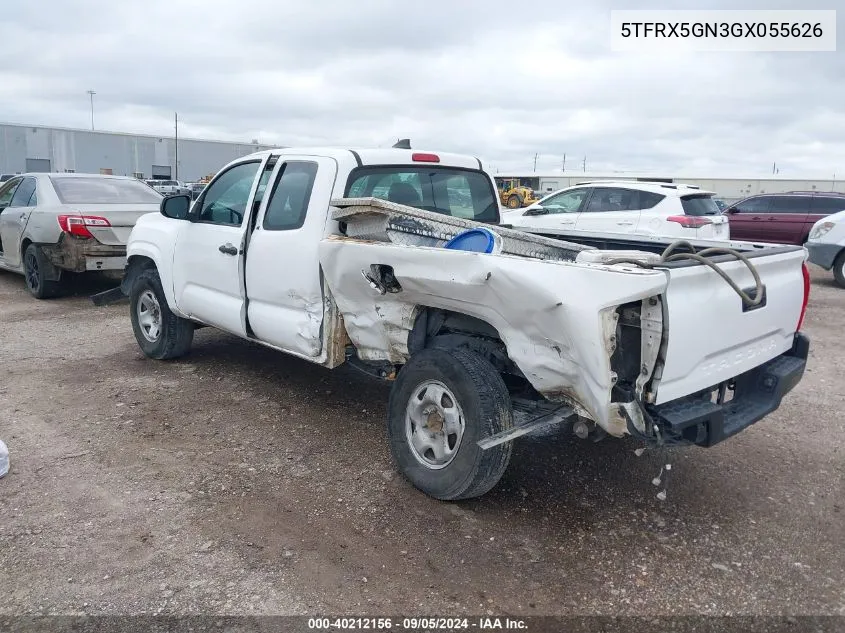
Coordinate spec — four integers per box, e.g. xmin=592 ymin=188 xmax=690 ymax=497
xmin=0 ymin=122 xmax=276 ymax=182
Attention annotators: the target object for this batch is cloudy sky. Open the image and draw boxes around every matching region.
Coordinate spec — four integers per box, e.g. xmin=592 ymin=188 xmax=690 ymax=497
xmin=1 ymin=0 xmax=842 ymax=177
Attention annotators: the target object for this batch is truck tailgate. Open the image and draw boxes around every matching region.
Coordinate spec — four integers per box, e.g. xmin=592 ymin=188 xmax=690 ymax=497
xmin=653 ymin=247 xmax=807 ymax=404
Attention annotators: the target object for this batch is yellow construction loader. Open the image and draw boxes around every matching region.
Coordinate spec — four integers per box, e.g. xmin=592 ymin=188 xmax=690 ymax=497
xmin=497 ymin=178 xmax=538 ymax=209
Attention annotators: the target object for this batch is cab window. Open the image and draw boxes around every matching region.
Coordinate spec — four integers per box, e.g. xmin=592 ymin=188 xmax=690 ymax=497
xmin=346 ymin=167 xmax=499 ymax=223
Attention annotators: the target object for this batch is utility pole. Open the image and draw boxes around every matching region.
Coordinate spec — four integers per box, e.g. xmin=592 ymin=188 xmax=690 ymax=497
xmin=562 ymin=153 xmax=566 ymax=173
xmin=533 ymin=153 xmax=538 ymax=173
xmin=86 ymin=90 xmax=96 ymax=130
xmin=175 ymin=112 xmax=179 ymax=181
xmin=772 ymin=161 xmax=776 ymax=174
xmin=583 ymin=156 xmax=587 ymax=172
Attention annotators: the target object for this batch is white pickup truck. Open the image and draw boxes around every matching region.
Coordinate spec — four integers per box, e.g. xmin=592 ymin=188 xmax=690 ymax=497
xmin=94 ymin=147 xmax=811 ymax=500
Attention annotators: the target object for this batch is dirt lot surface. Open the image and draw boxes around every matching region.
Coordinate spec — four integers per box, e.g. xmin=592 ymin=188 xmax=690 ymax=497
xmin=0 ymin=267 xmax=843 ymax=617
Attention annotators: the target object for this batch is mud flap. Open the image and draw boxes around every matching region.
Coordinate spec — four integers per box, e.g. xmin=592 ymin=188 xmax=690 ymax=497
xmin=90 ymin=286 xmax=128 ymax=306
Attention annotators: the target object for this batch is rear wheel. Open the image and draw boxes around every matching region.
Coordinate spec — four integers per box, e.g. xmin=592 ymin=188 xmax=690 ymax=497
xmin=387 ymin=348 xmax=513 ymax=500
xmin=23 ymin=244 xmax=62 ymax=299
xmin=129 ymin=268 xmax=194 ymax=359
xmin=506 ymin=194 xmax=522 ymax=209
xmin=833 ymin=251 xmax=845 ymax=288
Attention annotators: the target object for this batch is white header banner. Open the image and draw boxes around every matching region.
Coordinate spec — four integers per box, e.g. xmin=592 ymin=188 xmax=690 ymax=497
xmin=611 ymin=10 xmax=837 ymax=52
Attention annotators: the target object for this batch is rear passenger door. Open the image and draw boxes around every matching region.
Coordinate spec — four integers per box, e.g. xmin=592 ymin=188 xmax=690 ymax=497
xmin=765 ymin=196 xmax=811 ymax=244
xmin=0 ymin=177 xmax=23 ymax=258
xmin=245 ymin=156 xmax=335 ymax=358
xmin=574 ymin=187 xmax=641 ymax=234
xmin=726 ymin=196 xmax=771 ymax=242
xmin=0 ymin=177 xmax=37 ymax=267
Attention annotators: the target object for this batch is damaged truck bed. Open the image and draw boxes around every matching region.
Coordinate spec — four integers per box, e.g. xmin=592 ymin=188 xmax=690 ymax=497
xmin=113 ymin=147 xmax=810 ymax=500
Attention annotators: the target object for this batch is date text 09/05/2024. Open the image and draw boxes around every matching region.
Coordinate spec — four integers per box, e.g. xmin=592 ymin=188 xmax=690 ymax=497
xmin=307 ymin=617 xmax=528 ymax=630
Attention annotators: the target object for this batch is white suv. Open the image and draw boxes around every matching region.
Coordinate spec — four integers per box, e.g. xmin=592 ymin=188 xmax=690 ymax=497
xmin=503 ymin=181 xmax=730 ymax=240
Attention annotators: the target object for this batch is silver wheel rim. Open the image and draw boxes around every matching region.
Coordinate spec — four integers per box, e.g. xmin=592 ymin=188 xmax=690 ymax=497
xmin=405 ymin=380 xmax=465 ymax=470
xmin=137 ymin=290 xmax=162 ymax=343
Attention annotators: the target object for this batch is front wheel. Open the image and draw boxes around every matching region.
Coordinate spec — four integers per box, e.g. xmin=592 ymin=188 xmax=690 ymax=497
xmin=506 ymin=194 xmax=522 ymax=209
xmin=129 ymin=269 xmax=194 ymax=359
xmin=833 ymin=251 xmax=845 ymax=288
xmin=388 ymin=348 xmax=513 ymax=500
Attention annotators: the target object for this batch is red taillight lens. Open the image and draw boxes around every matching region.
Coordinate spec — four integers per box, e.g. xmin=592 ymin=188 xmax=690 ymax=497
xmin=57 ymin=215 xmax=111 ymax=239
xmin=797 ymin=262 xmax=811 ymax=331
xmin=666 ymin=215 xmax=713 ymax=228
xmin=411 ymin=152 xmax=440 ymax=163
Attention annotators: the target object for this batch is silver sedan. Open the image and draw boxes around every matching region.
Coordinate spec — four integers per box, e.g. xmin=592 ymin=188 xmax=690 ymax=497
xmin=0 ymin=173 xmax=162 ymax=298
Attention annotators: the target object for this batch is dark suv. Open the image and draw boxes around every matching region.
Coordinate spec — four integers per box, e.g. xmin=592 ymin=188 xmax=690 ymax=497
xmin=724 ymin=192 xmax=845 ymax=244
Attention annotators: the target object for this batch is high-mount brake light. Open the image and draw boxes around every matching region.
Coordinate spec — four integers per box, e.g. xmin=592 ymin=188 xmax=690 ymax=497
xmin=411 ymin=153 xmax=440 ymax=163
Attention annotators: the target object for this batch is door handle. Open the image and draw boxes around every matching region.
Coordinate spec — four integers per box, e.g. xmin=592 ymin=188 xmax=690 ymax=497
xmin=751 ymin=216 xmax=762 ymax=220
xmin=218 ymin=243 xmax=238 ymax=256
xmin=616 ymin=221 xmax=634 ymax=226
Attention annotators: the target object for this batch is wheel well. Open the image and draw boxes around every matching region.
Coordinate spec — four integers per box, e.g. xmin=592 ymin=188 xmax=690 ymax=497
xmin=408 ymin=307 xmax=520 ymax=379
xmin=120 ymin=255 xmax=157 ymax=293
xmin=20 ymin=238 xmax=32 ymax=259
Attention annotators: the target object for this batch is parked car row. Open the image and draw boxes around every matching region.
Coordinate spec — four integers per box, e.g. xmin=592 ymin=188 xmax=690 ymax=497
xmin=503 ymin=182 xmax=845 ymax=281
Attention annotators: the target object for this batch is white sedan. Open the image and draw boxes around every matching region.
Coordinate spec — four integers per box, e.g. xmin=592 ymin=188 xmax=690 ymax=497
xmin=0 ymin=173 xmax=162 ymax=298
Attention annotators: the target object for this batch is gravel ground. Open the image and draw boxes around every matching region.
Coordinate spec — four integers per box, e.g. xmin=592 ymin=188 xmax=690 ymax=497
xmin=0 ymin=267 xmax=842 ymax=617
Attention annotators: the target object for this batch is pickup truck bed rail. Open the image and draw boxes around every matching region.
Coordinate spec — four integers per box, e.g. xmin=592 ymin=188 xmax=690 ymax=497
xmin=332 ymin=197 xmax=592 ymax=261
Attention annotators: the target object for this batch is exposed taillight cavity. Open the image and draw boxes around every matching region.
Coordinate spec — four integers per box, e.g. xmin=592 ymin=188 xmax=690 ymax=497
xmin=57 ymin=214 xmax=111 ymax=239
xmin=797 ymin=262 xmax=810 ymax=331
xmin=411 ymin=152 xmax=440 ymax=163
xmin=666 ymin=215 xmax=713 ymax=228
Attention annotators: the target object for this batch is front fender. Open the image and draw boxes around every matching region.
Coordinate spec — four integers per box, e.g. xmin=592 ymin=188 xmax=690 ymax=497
xmin=124 ymin=241 xmax=183 ymax=317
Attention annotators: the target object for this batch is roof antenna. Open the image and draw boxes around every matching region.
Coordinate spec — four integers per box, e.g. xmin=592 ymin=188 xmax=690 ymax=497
xmin=392 ymin=138 xmax=411 ymax=149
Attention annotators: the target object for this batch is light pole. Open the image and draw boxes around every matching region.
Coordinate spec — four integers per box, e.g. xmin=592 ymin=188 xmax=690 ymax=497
xmin=86 ymin=90 xmax=96 ymax=130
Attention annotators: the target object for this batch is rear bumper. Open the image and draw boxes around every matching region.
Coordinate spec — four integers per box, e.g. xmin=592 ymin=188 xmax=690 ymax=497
xmin=42 ymin=234 xmax=126 ymax=273
xmin=806 ymin=242 xmax=841 ymax=270
xmin=85 ymin=255 xmax=126 ymax=271
xmin=647 ymin=333 xmax=809 ymax=447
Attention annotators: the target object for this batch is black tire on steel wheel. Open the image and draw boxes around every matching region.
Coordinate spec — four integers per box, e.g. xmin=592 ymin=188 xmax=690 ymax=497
xmin=23 ymin=243 xmax=62 ymax=299
xmin=129 ymin=268 xmax=194 ymax=360
xmin=833 ymin=251 xmax=845 ymax=288
xmin=387 ymin=348 xmax=513 ymax=500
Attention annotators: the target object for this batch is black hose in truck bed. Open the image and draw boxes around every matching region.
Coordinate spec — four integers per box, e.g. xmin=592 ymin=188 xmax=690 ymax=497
xmin=605 ymin=240 xmax=765 ymax=309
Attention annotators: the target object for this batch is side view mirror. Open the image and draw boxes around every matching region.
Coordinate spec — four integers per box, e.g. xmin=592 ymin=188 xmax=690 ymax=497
xmin=523 ymin=206 xmax=548 ymax=216
xmin=725 ymin=207 xmax=738 ymax=215
xmin=161 ymin=194 xmax=191 ymax=220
